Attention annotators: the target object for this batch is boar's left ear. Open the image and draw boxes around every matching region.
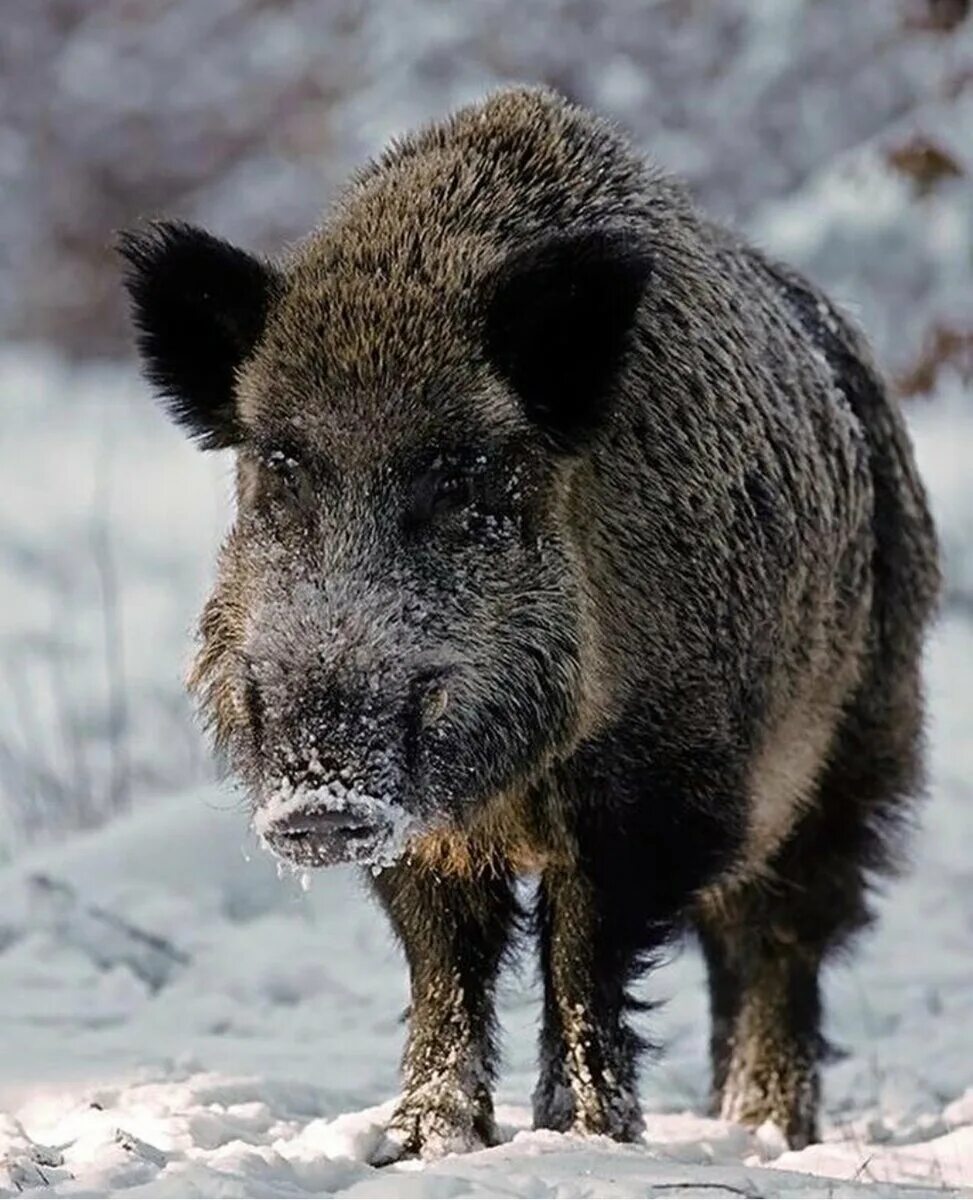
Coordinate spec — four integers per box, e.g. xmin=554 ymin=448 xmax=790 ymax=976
xmin=482 ymin=229 xmax=652 ymax=453
xmin=117 ymin=221 xmax=278 ymax=449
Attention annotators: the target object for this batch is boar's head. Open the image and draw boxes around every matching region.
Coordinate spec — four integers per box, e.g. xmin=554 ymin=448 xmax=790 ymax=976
xmin=119 ymin=217 xmax=649 ymax=867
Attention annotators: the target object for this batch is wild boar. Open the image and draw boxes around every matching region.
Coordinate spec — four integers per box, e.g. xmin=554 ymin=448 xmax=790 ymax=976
xmin=120 ymin=86 xmax=939 ymax=1158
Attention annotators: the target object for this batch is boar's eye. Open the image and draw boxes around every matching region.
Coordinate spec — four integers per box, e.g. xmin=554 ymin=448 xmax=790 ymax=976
xmin=407 ymin=465 xmax=474 ymax=527
xmin=260 ymin=448 xmax=313 ymax=507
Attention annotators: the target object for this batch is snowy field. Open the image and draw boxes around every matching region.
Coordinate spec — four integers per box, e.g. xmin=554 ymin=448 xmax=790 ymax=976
xmin=0 ymin=361 xmax=970 ymax=1196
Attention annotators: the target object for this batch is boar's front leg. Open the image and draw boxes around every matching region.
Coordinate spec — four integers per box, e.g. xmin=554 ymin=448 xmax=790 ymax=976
xmin=533 ymin=865 xmax=647 ymax=1141
xmin=534 ymin=748 xmax=743 ymax=1141
xmin=369 ymin=863 xmax=517 ymax=1161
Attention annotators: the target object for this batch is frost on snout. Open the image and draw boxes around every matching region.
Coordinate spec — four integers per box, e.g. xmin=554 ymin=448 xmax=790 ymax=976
xmin=254 ymin=773 xmax=419 ymax=870
xmin=242 ymin=621 xmax=456 ymax=869
xmin=249 ymin=693 xmax=427 ymax=868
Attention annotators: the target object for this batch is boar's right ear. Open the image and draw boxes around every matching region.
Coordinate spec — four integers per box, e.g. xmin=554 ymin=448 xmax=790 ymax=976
xmin=482 ymin=229 xmax=652 ymax=454
xmin=117 ymin=221 xmax=278 ymax=449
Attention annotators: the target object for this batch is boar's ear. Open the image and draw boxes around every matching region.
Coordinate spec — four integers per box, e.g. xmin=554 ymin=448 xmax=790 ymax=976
xmin=117 ymin=221 xmax=278 ymax=449
xmin=482 ymin=229 xmax=651 ymax=453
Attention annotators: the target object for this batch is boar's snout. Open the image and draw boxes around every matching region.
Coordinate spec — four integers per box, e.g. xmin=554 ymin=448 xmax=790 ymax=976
xmin=249 ymin=665 xmax=454 ymax=868
xmin=260 ymin=800 xmax=389 ymax=868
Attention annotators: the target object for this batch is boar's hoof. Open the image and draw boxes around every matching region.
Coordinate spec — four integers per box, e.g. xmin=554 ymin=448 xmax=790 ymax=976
xmin=371 ymin=1098 xmax=495 ymax=1164
xmin=719 ymin=1074 xmax=819 ymax=1151
xmin=533 ymin=1075 xmax=644 ymax=1142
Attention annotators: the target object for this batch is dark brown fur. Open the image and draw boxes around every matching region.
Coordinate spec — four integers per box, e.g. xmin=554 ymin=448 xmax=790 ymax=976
xmin=120 ymin=87 xmax=940 ymax=1158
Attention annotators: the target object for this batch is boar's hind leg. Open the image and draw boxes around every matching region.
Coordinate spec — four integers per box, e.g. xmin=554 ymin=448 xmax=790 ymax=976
xmin=695 ymin=898 xmax=823 ymax=1149
xmin=533 ymin=867 xmax=647 ymax=1141
xmin=696 ymin=677 xmax=923 ymax=1150
xmin=370 ymin=863 xmax=517 ymax=1161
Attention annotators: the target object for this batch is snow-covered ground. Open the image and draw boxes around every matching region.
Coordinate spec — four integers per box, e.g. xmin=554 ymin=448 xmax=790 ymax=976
xmin=0 ymin=384 xmax=970 ymax=1197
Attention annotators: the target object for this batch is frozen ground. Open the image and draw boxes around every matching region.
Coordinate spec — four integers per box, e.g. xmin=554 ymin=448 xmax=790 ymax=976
xmin=0 ymin=386 xmax=971 ymax=1197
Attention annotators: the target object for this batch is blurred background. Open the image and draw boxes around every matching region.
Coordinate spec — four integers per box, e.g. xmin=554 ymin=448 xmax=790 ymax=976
xmin=1 ymin=0 xmax=971 ymax=854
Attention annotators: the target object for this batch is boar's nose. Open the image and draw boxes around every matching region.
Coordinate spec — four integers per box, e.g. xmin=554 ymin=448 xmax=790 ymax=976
xmin=263 ymin=802 xmax=382 ymax=868
xmin=272 ymin=807 xmax=374 ymax=838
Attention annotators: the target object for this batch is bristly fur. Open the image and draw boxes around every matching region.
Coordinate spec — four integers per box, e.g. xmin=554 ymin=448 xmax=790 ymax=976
xmin=117 ymin=220 xmax=278 ymax=449
xmin=121 ymin=86 xmax=940 ymax=1160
